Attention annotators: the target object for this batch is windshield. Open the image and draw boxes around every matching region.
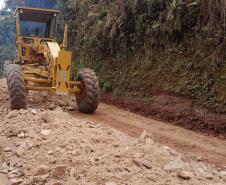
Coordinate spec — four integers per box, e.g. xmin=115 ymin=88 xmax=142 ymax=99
xmin=19 ymin=13 xmax=57 ymax=38
xmin=21 ymin=21 xmax=47 ymax=37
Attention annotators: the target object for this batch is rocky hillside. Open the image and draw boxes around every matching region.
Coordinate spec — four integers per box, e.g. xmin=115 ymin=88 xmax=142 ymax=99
xmin=64 ymin=0 xmax=226 ymax=113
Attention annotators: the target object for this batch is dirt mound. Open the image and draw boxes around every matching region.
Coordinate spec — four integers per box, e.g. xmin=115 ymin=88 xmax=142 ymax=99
xmin=0 ymin=82 xmax=226 ymax=184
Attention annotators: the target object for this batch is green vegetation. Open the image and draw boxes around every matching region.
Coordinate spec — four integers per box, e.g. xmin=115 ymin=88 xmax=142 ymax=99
xmin=65 ymin=0 xmax=226 ymax=113
xmin=0 ymin=11 xmax=15 ymax=78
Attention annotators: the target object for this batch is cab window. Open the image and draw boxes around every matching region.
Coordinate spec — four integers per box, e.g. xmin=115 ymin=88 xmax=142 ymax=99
xmin=20 ymin=21 xmax=47 ymax=37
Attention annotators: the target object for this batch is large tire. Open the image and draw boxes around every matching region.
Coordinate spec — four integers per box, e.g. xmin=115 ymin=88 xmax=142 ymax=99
xmin=4 ymin=60 xmax=12 ymax=76
xmin=76 ymin=68 xmax=99 ymax=114
xmin=6 ymin=64 xmax=27 ymax=110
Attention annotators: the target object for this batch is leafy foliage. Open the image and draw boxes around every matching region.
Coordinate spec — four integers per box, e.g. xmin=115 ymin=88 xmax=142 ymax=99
xmin=65 ymin=0 xmax=226 ymax=112
xmin=0 ymin=12 xmax=15 ymax=78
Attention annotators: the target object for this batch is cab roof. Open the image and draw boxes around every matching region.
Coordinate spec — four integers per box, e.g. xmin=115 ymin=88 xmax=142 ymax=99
xmin=14 ymin=7 xmax=59 ymax=23
xmin=14 ymin=7 xmax=59 ymax=16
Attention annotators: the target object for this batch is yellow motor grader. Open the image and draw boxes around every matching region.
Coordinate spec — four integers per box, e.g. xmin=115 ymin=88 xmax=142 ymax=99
xmin=5 ymin=7 xmax=99 ymax=113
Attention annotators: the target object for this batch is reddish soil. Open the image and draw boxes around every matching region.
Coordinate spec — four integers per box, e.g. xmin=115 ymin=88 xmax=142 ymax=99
xmin=71 ymin=104 xmax=226 ymax=168
xmin=101 ymin=93 xmax=226 ymax=138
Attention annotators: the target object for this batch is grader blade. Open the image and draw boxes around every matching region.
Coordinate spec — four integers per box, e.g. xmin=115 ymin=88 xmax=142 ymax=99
xmin=56 ymin=50 xmax=72 ymax=95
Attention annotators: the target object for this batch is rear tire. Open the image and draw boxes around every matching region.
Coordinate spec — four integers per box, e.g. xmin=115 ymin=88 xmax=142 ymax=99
xmin=76 ymin=68 xmax=99 ymax=114
xmin=6 ymin=64 xmax=27 ymax=110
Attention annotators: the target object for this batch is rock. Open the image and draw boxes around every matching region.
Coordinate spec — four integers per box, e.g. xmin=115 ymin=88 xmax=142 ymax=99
xmin=40 ymin=112 xmax=51 ymax=123
xmin=51 ymin=181 xmax=64 ymax=185
xmin=177 ymin=171 xmax=193 ymax=180
xmin=5 ymin=126 xmax=21 ymax=137
xmin=219 ymin=171 xmax=226 ymax=176
xmin=0 ymin=162 xmax=9 ymax=173
xmin=8 ymin=169 xmax=20 ymax=179
xmin=196 ymin=167 xmax=214 ymax=179
xmin=196 ymin=156 xmax=202 ymax=161
xmin=49 ymin=104 xmax=56 ymax=110
xmin=133 ymin=159 xmax=152 ymax=169
xmin=146 ymin=138 xmax=154 ymax=145
xmin=15 ymin=147 xmax=24 ymax=157
xmin=219 ymin=171 xmax=226 ymax=180
xmin=31 ymin=175 xmax=49 ymax=184
xmin=4 ymin=147 xmax=12 ymax=152
xmin=55 ymin=106 xmax=63 ymax=112
xmin=133 ymin=159 xmax=142 ymax=167
xmin=88 ymin=124 xmax=97 ymax=128
xmin=219 ymin=135 xmax=225 ymax=139
xmin=57 ymin=99 xmax=68 ymax=106
xmin=84 ymin=145 xmax=94 ymax=154
xmin=169 ymin=149 xmax=181 ymax=158
xmin=31 ymin=109 xmax=38 ymax=115
xmin=146 ymin=174 xmax=157 ymax=182
xmin=105 ymin=182 xmax=117 ymax=185
xmin=9 ymin=156 xmax=20 ymax=167
xmin=71 ymin=97 xmax=76 ymax=101
xmin=50 ymin=165 xmax=68 ymax=180
xmin=17 ymin=132 xmax=25 ymax=138
xmin=55 ymin=147 xmax=61 ymax=152
xmin=203 ymin=172 xmax=213 ymax=179
xmin=10 ymin=178 xmax=23 ymax=185
xmin=48 ymin=151 xmax=53 ymax=155
xmin=0 ymin=173 xmax=9 ymax=185
xmin=140 ymin=130 xmax=154 ymax=141
xmin=18 ymin=109 xmax=28 ymax=115
xmin=67 ymin=106 xmax=75 ymax=111
xmin=20 ymin=177 xmax=33 ymax=185
xmin=32 ymin=165 xmax=50 ymax=176
xmin=142 ymin=159 xmax=152 ymax=169
xmin=7 ymin=111 xmax=18 ymax=118
xmin=40 ymin=129 xmax=51 ymax=136
xmin=51 ymin=159 xmax=57 ymax=164
xmin=164 ymin=159 xmax=188 ymax=172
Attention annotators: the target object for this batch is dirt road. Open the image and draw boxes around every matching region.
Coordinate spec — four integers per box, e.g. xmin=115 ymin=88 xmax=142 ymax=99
xmin=70 ymin=104 xmax=226 ymax=168
xmin=1 ymin=78 xmax=226 ymax=168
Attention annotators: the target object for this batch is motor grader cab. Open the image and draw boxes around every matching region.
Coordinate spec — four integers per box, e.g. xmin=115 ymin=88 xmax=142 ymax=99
xmin=5 ymin=7 xmax=99 ymax=113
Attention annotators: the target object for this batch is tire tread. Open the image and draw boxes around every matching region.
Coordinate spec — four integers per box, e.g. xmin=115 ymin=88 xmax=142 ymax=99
xmin=6 ymin=64 xmax=27 ymax=110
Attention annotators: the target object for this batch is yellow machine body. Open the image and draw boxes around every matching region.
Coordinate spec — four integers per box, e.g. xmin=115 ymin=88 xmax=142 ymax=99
xmin=14 ymin=7 xmax=81 ymax=95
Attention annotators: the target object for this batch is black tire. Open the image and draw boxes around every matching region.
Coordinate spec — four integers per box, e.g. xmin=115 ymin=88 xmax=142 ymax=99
xmin=76 ymin=68 xmax=99 ymax=114
xmin=6 ymin=64 xmax=27 ymax=110
xmin=4 ymin=60 xmax=12 ymax=76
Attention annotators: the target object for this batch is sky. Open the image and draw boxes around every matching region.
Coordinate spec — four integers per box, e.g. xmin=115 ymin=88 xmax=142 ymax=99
xmin=0 ymin=0 xmax=4 ymax=9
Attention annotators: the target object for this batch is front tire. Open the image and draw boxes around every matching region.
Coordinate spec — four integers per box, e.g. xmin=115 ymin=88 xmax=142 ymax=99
xmin=6 ymin=64 xmax=27 ymax=110
xmin=76 ymin=68 xmax=99 ymax=114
